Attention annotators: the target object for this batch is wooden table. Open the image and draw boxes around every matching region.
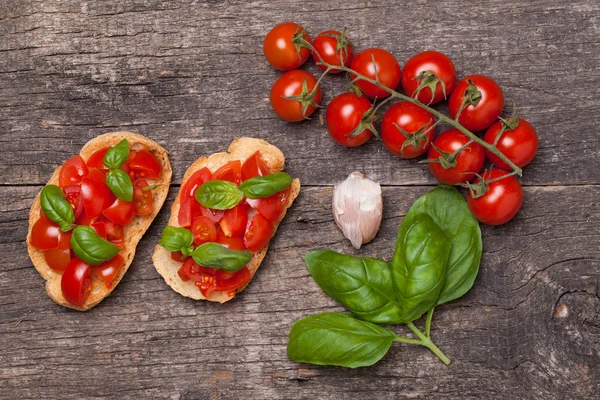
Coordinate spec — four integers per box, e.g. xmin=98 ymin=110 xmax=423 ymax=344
xmin=1 ymin=1 xmax=599 ymax=398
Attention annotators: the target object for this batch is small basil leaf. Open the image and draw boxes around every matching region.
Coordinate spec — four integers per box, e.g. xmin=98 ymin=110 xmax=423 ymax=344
xmin=305 ymin=250 xmax=404 ymax=324
xmin=159 ymin=226 xmax=194 ymax=255
xmin=287 ymin=312 xmax=397 ymax=368
xmin=103 ymin=139 xmax=130 ymax=170
xmin=40 ymin=185 xmax=75 ymax=232
xmin=195 ymin=180 xmax=243 ymax=210
xmin=403 ymin=185 xmax=482 ymax=305
xmin=191 ymin=242 xmax=252 ymax=273
xmin=392 ymin=213 xmax=451 ymax=323
xmin=240 ymin=172 xmax=293 ymax=199
xmin=106 ymin=169 xmax=133 ymax=202
xmin=70 ymin=225 xmax=120 ymax=265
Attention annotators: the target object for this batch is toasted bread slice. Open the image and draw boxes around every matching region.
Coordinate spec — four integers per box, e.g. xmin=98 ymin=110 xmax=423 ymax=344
xmin=27 ymin=132 xmax=173 ymax=311
xmin=152 ymin=137 xmax=300 ymax=303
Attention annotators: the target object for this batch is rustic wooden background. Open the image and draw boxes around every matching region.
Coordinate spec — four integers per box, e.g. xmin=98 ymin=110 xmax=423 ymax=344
xmin=1 ymin=0 xmax=599 ymax=399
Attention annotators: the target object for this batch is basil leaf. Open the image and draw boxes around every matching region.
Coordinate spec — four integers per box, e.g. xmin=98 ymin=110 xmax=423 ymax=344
xmin=392 ymin=213 xmax=451 ymax=323
xmin=103 ymin=139 xmax=130 ymax=169
xmin=159 ymin=226 xmax=195 ymax=256
xmin=287 ymin=312 xmax=397 ymax=368
xmin=70 ymin=225 xmax=120 ymax=265
xmin=40 ymin=185 xmax=75 ymax=232
xmin=404 ymin=185 xmax=482 ymax=305
xmin=240 ymin=172 xmax=293 ymax=199
xmin=305 ymin=250 xmax=404 ymax=324
xmin=106 ymin=169 xmax=133 ymax=202
xmin=191 ymin=242 xmax=252 ymax=272
xmin=195 ymin=180 xmax=243 ymax=210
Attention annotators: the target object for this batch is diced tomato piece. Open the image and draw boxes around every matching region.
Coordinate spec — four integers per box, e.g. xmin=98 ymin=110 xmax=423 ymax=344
xmin=86 ymin=148 xmax=109 ymax=170
xmin=44 ymin=248 xmax=71 ymax=271
xmin=191 ymin=215 xmax=217 ymax=245
xmin=130 ymin=150 xmax=161 ymax=179
xmin=105 ymin=221 xmax=125 ymax=248
xmin=30 ymin=215 xmax=60 ymax=250
xmin=213 ymin=160 xmax=241 ymax=185
xmin=216 ymin=229 xmax=246 ymax=250
xmin=59 ymin=155 xmax=88 ymax=188
xmin=177 ymin=258 xmax=250 ymax=298
xmin=133 ymin=179 xmax=153 ymax=216
xmin=103 ymin=198 xmax=136 ymax=226
xmin=200 ymin=206 xmax=225 ymax=224
xmin=241 ymin=151 xmax=270 ymax=181
xmin=61 ymin=257 xmax=92 ymax=307
xmin=63 ymin=185 xmax=84 ymax=220
xmin=119 ymin=150 xmax=138 ymax=180
xmin=178 ymin=167 xmax=212 ymax=227
xmin=91 ymin=254 xmax=125 ymax=288
xmin=90 ymin=221 xmax=107 ymax=239
xmin=177 ymin=258 xmax=202 ymax=282
xmin=75 ymin=213 xmax=100 ymax=226
xmin=244 ymin=213 xmax=273 ymax=252
xmin=81 ymin=176 xmax=115 ymax=217
xmin=171 ymin=251 xmax=186 ymax=262
xmin=58 ymin=229 xmax=72 ymax=250
xmin=219 ymin=204 xmax=248 ymax=237
xmin=215 ymin=267 xmax=252 ymax=292
xmin=246 ymin=194 xmax=283 ymax=222
xmin=86 ymin=168 xmax=107 ymax=185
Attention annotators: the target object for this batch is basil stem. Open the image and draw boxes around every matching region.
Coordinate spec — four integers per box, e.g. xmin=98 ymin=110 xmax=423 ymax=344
xmin=40 ymin=185 xmax=75 ymax=232
xmin=103 ymin=139 xmax=130 ymax=170
xmin=106 ymin=169 xmax=134 ymax=202
xmin=159 ymin=226 xmax=194 ymax=256
xmin=240 ymin=172 xmax=293 ymax=199
xmin=70 ymin=225 xmax=120 ymax=265
xmin=195 ymin=180 xmax=243 ymax=210
xmin=191 ymin=242 xmax=251 ymax=272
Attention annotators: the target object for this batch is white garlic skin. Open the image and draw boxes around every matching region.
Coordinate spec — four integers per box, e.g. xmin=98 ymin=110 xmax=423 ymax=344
xmin=332 ymin=171 xmax=383 ymax=249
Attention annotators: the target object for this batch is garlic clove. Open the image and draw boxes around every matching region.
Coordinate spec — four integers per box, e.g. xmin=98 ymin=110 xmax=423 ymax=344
xmin=332 ymin=171 xmax=383 ymax=249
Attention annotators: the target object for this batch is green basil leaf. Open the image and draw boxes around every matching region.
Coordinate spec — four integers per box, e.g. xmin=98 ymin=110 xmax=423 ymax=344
xmin=239 ymin=172 xmax=293 ymax=199
xmin=392 ymin=213 xmax=451 ymax=323
xmin=40 ymin=185 xmax=75 ymax=232
xmin=191 ymin=242 xmax=252 ymax=272
xmin=106 ymin=169 xmax=133 ymax=202
xmin=404 ymin=185 xmax=482 ymax=305
xmin=70 ymin=225 xmax=120 ymax=265
xmin=103 ymin=139 xmax=130 ymax=170
xmin=195 ymin=180 xmax=243 ymax=210
xmin=287 ymin=312 xmax=397 ymax=368
xmin=305 ymin=250 xmax=404 ymax=324
xmin=159 ymin=226 xmax=194 ymax=256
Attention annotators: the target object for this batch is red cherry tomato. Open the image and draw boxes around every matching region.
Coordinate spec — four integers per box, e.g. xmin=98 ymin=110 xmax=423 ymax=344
xmin=467 ymin=169 xmax=523 ymax=225
xmin=90 ymin=220 xmax=107 ymax=239
xmin=91 ymin=254 xmax=125 ymax=288
xmin=105 ymin=221 xmax=124 ymax=248
xmin=484 ymin=118 xmax=539 ymax=169
xmin=213 ymin=160 xmax=242 ymax=185
xmin=350 ymin=48 xmax=401 ymax=99
xmin=171 ymin=251 xmax=186 ymax=263
xmin=102 ymin=198 xmax=136 ymax=226
xmin=178 ymin=167 xmax=212 ymax=227
xmin=214 ymin=267 xmax=252 ymax=292
xmin=427 ymin=129 xmax=485 ymax=185
xmin=449 ymin=74 xmax=504 ymax=132
xmin=30 ymin=214 xmax=60 ymax=250
xmin=270 ymin=70 xmax=322 ymax=122
xmin=130 ymin=150 xmax=161 ymax=179
xmin=119 ymin=150 xmax=138 ymax=180
xmin=241 ymin=151 xmax=270 ymax=181
xmin=86 ymin=148 xmax=109 ymax=170
xmin=200 ymin=206 xmax=225 ymax=224
xmin=61 ymin=257 xmax=93 ymax=308
xmin=133 ymin=178 xmax=153 ymax=216
xmin=59 ymin=155 xmax=88 ymax=188
xmin=246 ymin=192 xmax=284 ymax=222
xmin=43 ymin=248 xmax=71 ymax=271
xmin=58 ymin=229 xmax=72 ymax=250
xmin=191 ymin=215 xmax=217 ymax=245
xmin=263 ymin=22 xmax=311 ymax=71
xmin=216 ymin=229 xmax=246 ymax=250
xmin=63 ymin=185 xmax=84 ymax=220
xmin=80 ymin=176 xmax=115 ymax=217
xmin=219 ymin=204 xmax=248 ymax=238
xmin=177 ymin=259 xmax=251 ymax=297
xmin=401 ymin=51 xmax=457 ymax=105
xmin=312 ymin=30 xmax=354 ymax=73
xmin=85 ymin=168 xmax=107 ymax=185
xmin=326 ymin=92 xmax=373 ymax=147
xmin=244 ymin=213 xmax=273 ymax=252
xmin=380 ymin=101 xmax=435 ymax=158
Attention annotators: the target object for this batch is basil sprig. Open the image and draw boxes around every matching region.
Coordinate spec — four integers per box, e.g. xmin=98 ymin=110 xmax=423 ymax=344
xmin=70 ymin=225 xmax=120 ymax=265
xmin=195 ymin=180 xmax=243 ymax=210
xmin=106 ymin=169 xmax=133 ymax=202
xmin=103 ymin=139 xmax=130 ymax=169
xmin=40 ymin=185 xmax=76 ymax=232
xmin=159 ymin=226 xmax=194 ymax=256
xmin=191 ymin=242 xmax=252 ymax=272
xmin=239 ymin=172 xmax=293 ymax=199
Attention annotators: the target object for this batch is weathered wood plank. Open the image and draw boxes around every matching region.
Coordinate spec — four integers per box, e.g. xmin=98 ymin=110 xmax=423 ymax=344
xmin=1 ymin=185 xmax=598 ymax=399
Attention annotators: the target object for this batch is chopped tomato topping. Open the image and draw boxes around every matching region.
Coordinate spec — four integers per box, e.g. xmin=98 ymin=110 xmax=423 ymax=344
xmin=81 ymin=176 xmax=115 ymax=217
xmin=63 ymin=185 xmax=84 ymax=220
xmin=191 ymin=215 xmax=217 ymax=245
xmin=86 ymin=148 xmax=109 ymax=170
xmin=178 ymin=167 xmax=212 ymax=227
xmin=30 ymin=215 xmax=60 ymax=250
xmin=244 ymin=213 xmax=273 ymax=252
xmin=130 ymin=150 xmax=161 ymax=179
xmin=103 ymin=198 xmax=136 ymax=226
xmin=91 ymin=254 xmax=125 ymax=288
xmin=216 ymin=229 xmax=246 ymax=250
xmin=219 ymin=204 xmax=248 ymax=237
xmin=61 ymin=257 xmax=92 ymax=307
xmin=171 ymin=251 xmax=186 ymax=262
xmin=44 ymin=248 xmax=71 ymax=271
xmin=241 ymin=151 xmax=270 ymax=181
xmin=59 ymin=155 xmax=88 ymax=188
xmin=133 ymin=179 xmax=153 ymax=216
xmin=213 ymin=160 xmax=242 ymax=185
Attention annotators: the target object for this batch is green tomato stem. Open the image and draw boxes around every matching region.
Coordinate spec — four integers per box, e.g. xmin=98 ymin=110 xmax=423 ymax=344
xmin=407 ymin=322 xmax=451 ymax=365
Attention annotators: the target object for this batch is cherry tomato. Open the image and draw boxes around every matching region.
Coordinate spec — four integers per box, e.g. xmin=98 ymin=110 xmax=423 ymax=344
xmin=312 ymin=30 xmax=354 ymax=73
xmin=350 ymin=48 xmax=401 ymax=99
xmin=484 ymin=118 xmax=539 ymax=169
xmin=177 ymin=259 xmax=250 ymax=297
xmin=90 ymin=220 xmax=107 ymax=239
xmin=263 ymin=22 xmax=311 ymax=71
xmin=401 ymin=51 xmax=456 ymax=105
xmin=213 ymin=160 xmax=242 ymax=185
xmin=467 ymin=169 xmax=523 ymax=225
xmin=86 ymin=148 xmax=109 ymax=170
xmin=380 ymin=101 xmax=435 ymax=158
xmin=427 ymin=129 xmax=485 ymax=185
xmin=133 ymin=179 xmax=153 ymax=216
xmin=214 ymin=267 xmax=252 ymax=292
xmin=30 ymin=215 xmax=59 ymax=250
xmin=325 ymin=92 xmax=373 ymax=147
xmin=59 ymin=155 xmax=88 ymax=188
xmin=102 ymin=198 xmax=136 ymax=226
xmin=105 ymin=221 xmax=124 ymax=248
xmin=91 ymin=254 xmax=124 ymax=288
xmin=219 ymin=204 xmax=248 ymax=238
xmin=178 ymin=168 xmax=212 ymax=227
xmin=61 ymin=257 xmax=93 ymax=308
xmin=241 ymin=151 xmax=270 ymax=181
xmin=246 ymin=192 xmax=284 ymax=222
xmin=200 ymin=206 xmax=225 ymax=224
xmin=244 ymin=213 xmax=273 ymax=252
xmin=216 ymin=229 xmax=246 ymax=250
xmin=449 ymin=74 xmax=504 ymax=132
xmin=58 ymin=229 xmax=72 ymax=250
xmin=191 ymin=215 xmax=217 ymax=245
xmin=85 ymin=168 xmax=107 ymax=185
xmin=80 ymin=176 xmax=115 ymax=217
xmin=63 ymin=185 xmax=84 ymax=220
xmin=43 ymin=248 xmax=71 ymax=271
xmin=130 ymin=150 xmax=161 ymax=179
xmin=171 ymin=251 xmax=186 ymax=262
xmin=119 ymin=150 xmax=138 ymax=180
xmin=270 ymin=70 xmax=322 ymax=122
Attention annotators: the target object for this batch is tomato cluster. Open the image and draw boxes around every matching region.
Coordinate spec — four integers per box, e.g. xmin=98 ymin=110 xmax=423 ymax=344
xmin=30 ymin=145 xmax=162 ymax=307
xmin=173 ymin=151 xmax=290 ymax=298
xmin=263 ymin=23 xmax=539 ymax=226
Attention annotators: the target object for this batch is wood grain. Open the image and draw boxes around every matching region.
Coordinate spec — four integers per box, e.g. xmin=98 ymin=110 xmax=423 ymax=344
xmin=1 ymin=0 xmax=599 ymax=399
